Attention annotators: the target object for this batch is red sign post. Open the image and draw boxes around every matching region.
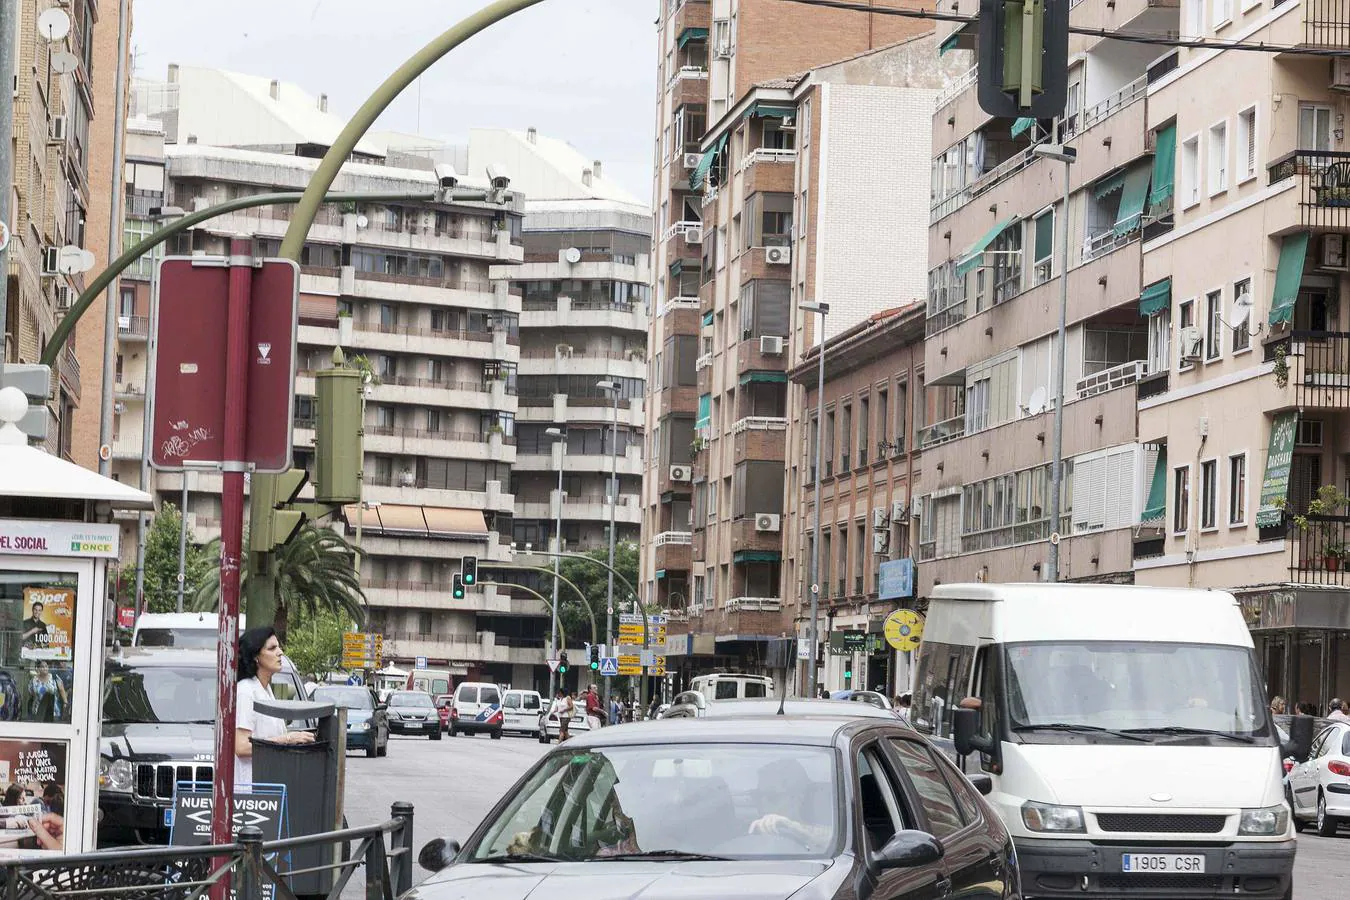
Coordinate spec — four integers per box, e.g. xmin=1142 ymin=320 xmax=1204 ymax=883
xmin=150 ymin=244 xmax=298 ymax=896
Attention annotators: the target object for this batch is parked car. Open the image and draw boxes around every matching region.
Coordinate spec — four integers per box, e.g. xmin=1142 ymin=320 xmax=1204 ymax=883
xmin=311 ymin=685 xmax=389 ymax=758
xmin=538 ymin=705 xmax=596 ymax=743
xmin=412 ymin=713 xmax=1018 ymax=900
xmin=449 ymin=682 xmax=503 ymax=739
xmin=386 ymin=691 xmax=441 ymax=740
xmin=1285 ymin=719 xmax=1350 ymax=835
xmin=501 ymin=689 xmax=544 ymax=738
xmin=97 ymin=647 xmax=306 ymax=847
xmin=831 ymin=690 xmax=895 ymax=711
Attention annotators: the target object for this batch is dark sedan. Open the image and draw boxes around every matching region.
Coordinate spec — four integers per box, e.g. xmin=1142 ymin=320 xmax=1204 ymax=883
xmin=407 ymin=715 xmax=1020 ymax=900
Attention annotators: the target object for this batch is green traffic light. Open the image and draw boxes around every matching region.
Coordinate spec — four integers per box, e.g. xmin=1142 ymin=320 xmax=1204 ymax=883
xmin=590 ymin=661 xmax=599 ymax=670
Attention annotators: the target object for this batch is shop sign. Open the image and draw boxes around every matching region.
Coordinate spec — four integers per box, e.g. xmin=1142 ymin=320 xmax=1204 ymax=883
xmin=0 ymin=520 xmax=119 ymax=559
xmin=878 ymin=559 xmax=915 ymax=600
xmin=827 ymin=631 xmax=868 ymax=656
xmin=0 ymin=740 xmax=67 ymax=851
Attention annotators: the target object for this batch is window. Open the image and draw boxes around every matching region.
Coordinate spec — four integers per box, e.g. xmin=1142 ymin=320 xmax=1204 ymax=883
xmin=1212 ymin=0 xmax=1231 ymax=26
xmin=858 ymin=396 xmax=870 ymax=467
xmin=965 ymin=378 xmax=990 ymax=433
xmin=1237 ymin=107 xmax=1257 ymax=182
xmin=1178 ymin=299 xmax=1195 ymax=369
xmin=1232 ymin=278 xmax=1252 ymax=352
xmin=1300 ymin=105 xmax=1333 ymax=152
xmin=1208 ymin=121 xmax=1228 ymax=195
xmin=1147 ymin=308 xmax=1171 ymax=375
xmin=887 ymin=739 xmax=967 ymax=836
xmin=1229 ymin=453 xmax=1247 ymax=525
xmin=1033 ymin=209 xmax=1055 ymax=285
xmin=1205 ymin=290 xmax=1223 ymax=360
xmin=1182 ymin=0 xmax=1203 ymax=36
xmin=1200 ymin=459 xmax=1217 ymax=529
xmin=1181 ymin=135 xmax=1200 ymax=208
xmin=876 ymin=390 xmax=888 ymax=457
xmin=856 ymin=745 xmax=907 ymax=852
xmin=840 ymin=404 xmax=852 ymax=472
xmin=374 ymin=405 xmax=395 ymax=429
xmin=1174 ymin=465 xmax=1191 ymax=534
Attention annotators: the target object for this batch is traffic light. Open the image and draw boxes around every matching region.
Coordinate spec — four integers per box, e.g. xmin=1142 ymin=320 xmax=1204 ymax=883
xmin=313 ymin=350 xmax=363 ymax=504
xmin=249 ymin=468 xmax=309 ymax=553
xmin=452 ymin=573 xmax=465 ymax=600
xmin=976 ymin=0 xmax=1068 ymax=119
xmin=558 ymin=652 xmax=569 ymax=675
xmin=462 ymin=556 xmax=478 ymax=585
xmin=589 ymin=643 xmax=601 ymax=670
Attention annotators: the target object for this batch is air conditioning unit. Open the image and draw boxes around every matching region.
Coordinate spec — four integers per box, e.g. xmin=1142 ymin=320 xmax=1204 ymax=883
xmin=683 ymin=224 xmax=704 ymax=244
xmin=1322 ymin=234 xmax=1349 ymax=271
xmin=872 ymin=508 xmax=890 ymax=530
xmin=755 ymin=513 xmax=781 ymax=533
xmin=49 ymin=115 xmax=67 ymax=143
xmin=765 ymin=246 xmax=791 ymax=265
xmin=872 ymin=531 xmax=889 ymax=554
xmin=1178 ymin=325 xmax=1203 ymax=363
xmin=41 ymin=247 xmax=60 ymax=276
xmin=759 ymin=335 xmax=784 ymax=355
xmin=1333 ymin=57 xmax=1350 ymax=91
xmin=715 ymin=41 xmax=732 ymax=59
xmin=55 ymin=286 xmax=71 ymax=311
xmin=555 ymin=343 xmax=573 ymax=358
xmin=669 ymin=465 xmax=692 ymax=483
xmin=683 ymin=152 xmax=702 ymax=170
xmin=912 ymin=497 xmax=924 ymax=519
xmin=892 ymin=500 xmax=909 ymax=522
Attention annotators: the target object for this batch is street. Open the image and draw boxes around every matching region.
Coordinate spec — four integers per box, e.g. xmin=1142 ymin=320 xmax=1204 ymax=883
xmin=345 ymin=733 xmax=1350 ymax=899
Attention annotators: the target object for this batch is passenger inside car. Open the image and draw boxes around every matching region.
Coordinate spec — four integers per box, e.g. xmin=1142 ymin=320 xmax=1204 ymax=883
xmin=748 ymin=759 xmax=831 ymax=852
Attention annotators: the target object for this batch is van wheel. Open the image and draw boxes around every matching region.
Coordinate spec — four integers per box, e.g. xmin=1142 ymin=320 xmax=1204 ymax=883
xmin=1317 ymin=792 xmax=1339 ymax=836
xmin=491 ymin=729 xmax=502 ymax=740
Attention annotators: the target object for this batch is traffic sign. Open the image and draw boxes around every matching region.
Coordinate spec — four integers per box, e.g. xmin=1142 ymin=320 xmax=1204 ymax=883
xmin=150 ymin=255 xmax=299 ymax=473
xmin=415 ymin=656 xmax=428 ymax=669
xmin=546 ymin=658 xmax=560 ymax=673
xmin=883 ymin=609 xmax=925 ymax=652
xmin=617 ymin=654 xmax=641 ymax=675
xmin=598 ymin=657 xmax=619 ymax=677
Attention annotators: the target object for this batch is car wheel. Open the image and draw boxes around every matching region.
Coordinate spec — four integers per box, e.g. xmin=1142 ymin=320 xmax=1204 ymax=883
xmin=430 ymin=729 xmax=441 ymax=741
xmin=491 ymin=729 xmax=503 ymax=740
xmin=1317 ymin=791 xmax=1340 ymax=837
xmin=365 ymin=740 xmax=377 ymax=758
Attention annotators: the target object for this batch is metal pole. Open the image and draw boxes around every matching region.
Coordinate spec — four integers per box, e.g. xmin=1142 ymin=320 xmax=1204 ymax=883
xmin=134 ymin=263 xmax=160 ymax=616
xmin=548 ymin=437 xmax=563 ymax=699
xmin=211 ymin=237 xmax=255 ymax=896
xmin=98 ymin=0 xmax=131 ymax=476
xmin=176 ymin=478 xmax=189 ymax=612
xmin=0 ymin=0 xmax=16 ymax=372
xmin=808 ymin=310 xmax=826 ymax=699
xmin=604 ymin=393 xmax=618 ymax=710
xmin=1047 ymin=155 xmax=1071 ymax=583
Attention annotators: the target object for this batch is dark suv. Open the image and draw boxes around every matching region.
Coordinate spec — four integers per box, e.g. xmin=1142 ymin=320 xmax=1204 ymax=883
xmin=97 ymin=647 xmax=307 ymax=846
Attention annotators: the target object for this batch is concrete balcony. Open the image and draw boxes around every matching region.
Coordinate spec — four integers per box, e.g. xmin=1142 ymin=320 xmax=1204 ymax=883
xmin=1066 ymin=77 xmax=1149 ymax=180
xmin=518 ymin=348 xmax=646 ymax=379
xmin=654 ymin=530 xmax=693 ymax=573
xmin=739 ymin=150 xmax=797 ymax=197
xmin=362 ymin=428 xmax=517 ymax=463
xmin=671 ymin=0 xmax=711 ymax=37
xmin=703 ymin=605 xmax=790 ymax=639
xmin=738 ymin=246 xmax=793 ymax=285
xmin=920 ymin=528 xmax=1133 ymax=596
xmin=668 ymin=69 xmax=708 ymax=110
xmin=735 ymin=336 xmax=789 ymax=375
xmin=361 ymin=481 xmax=515 ymax=515
xmin=363 ymin=582 xmax=546 ymax=617
xmin=515 ymin=395 xmax=645 ymax=429
xmin=116 ymin=315 xmax=149 ymax=342
xmin=111 ymin=437 xmax=142 ymax=460
xmin=382 ymin=632 xmax=487 ymax=665
xmin=519 ymin=296 xmax=648 ymax=333
xmin=724 ymin=596 xmax=782 ymax=612
xmin=728 ymin=518 xmax=784 ymax=557
xmin=514 ymin=495 xmax=644 ymax=526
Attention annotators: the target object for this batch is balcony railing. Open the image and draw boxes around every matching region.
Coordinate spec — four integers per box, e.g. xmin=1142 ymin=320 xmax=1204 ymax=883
xmin=1146 ymin=50 xmax=1179 ymax=85
xmin=935 ymin=66 xmax=977 ymax=110
xmin=666 ymin=65 xmax=708 ymax=91
xmin=662 ymin=297 xmax=700 ymax=315
xmin=931 ymin=144 xmax=1039 ymax=224
xmin=919 ymin=415 xmax=965 ymax=448
xmin=1082 ymin=227 xmax=1137 ymax=262
xmin=1076 ymin=360 xmax=1145 ymax=399
xmin=731 ymin=416 xmax=788 ymax=434
xmin=1268 ymin=150 xmax=1350 ymax=231
xmin=738 ymin=148 xmax=797 ymax=172
xmin=654 ymin=530 xmax=693 ymax=546
xmin=117 ymin=314 xmax=149 ymax=337
xmin=1283 ymin=331 xmax=1350 ymax=408
xmin=1289 ymin=515 xmax=1350 ymax=586
xmin=925 ymin=299 xmax=966 ymax=337
xmin=725 ymin=597 xmax=781 ymax=611
xmin=1305 ymin=0 xmax=1350 ymax=47
xmin=695 ymin=352 xmax=713 ymax=371
xmin=1075 ymin=76 xmax=1146 ymax=137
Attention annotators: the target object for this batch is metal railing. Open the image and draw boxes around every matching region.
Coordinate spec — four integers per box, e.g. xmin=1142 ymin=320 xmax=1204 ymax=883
xmin=0 ymin=803 xmax=414 ymax=900
xmin=738 ymin=148 xmax=797 ymax=172
xmin=1076 ymin=360 xmax=1145 ymax=399
xmin=1305 ymin=0 xmax=1350 ymax=47
xmin=1146 ymin=50 xmax=1179 ymax=85
xmin=1284 ymin=330 xmax=1350 ymax=408
xmin=654 ymin=531 xmax=693 ymax=545
xmin=935 ymin=66 xmax=977 ymax=110
xmin=116 ymin=315 xmax=150 ymax=337
xmin=1289 ymin=515 xmax=1350 ymax=586
xmin=1077 ymin=76 xmax=1146 ymax=134
xmin=931 ymin=145 xmax=1038 ymax=224
xmin=1082 ymin=227 xmax=1137 ymax=262
xmin=925 ymin=299 xmax=967 ymax=336
xmin=920 ymin=415 xmax=966 ymax=448
xmin=1268 ymin=150 xmax=1350 ymax=231
xmin=725 ymin=597 xmax=781 ymax=611
xmin=730 ymin=416 xmax=788 ymax=434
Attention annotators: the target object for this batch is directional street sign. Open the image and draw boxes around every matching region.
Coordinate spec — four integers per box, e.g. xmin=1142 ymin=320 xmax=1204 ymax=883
xmin=341 ymin=631 xmax=383 ymax=668
xmin=598 ymin=657 xmax=619 ymax=677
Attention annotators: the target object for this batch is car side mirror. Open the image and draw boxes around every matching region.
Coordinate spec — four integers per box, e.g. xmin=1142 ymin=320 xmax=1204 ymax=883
xmin=968 ymin=773 xmax=994 ymax=796
xmin=1282 ymin=714 xmax=1314 ymax=763
xmin=952 ymin=707 xmax=981 ymax=756
xmin=418 ymin=837 xmax=460 ymax=872
xmin=874 ymin=830 xmax=944 ymax=871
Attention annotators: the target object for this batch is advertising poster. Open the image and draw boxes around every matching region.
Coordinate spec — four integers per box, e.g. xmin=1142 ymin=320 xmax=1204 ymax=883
xmin=0 ymin=740 xmax=67 ymax=852
xmin=20 ymin=587 xmax=74 ymax=662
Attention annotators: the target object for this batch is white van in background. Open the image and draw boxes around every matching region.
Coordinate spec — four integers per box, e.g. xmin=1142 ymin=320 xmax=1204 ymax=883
xmin=132 ymin=612 xmax=247 ymax=648
xmin=916 ymin=583 xmax=1311 ymax=900
xmin=500 ymin=689 xmax=543 ymax=737
xmin=688 ymin=673 xmax=774 ymax=700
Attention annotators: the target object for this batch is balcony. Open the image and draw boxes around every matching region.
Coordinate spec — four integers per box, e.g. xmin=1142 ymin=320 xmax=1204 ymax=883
xmin=1268 ymin=151 xmax=1350 ymax=232
xmin=1065 ymin=76 xmax=1146 ymax=142
xmin=925 ymin=299 xmax=966 ymax=337
xmin=1279 ymin=331 xmax=1350 ymax=410
xmin=724 ymin=597 xmax=781 ymax=612
xmin=919 ymin=415 xmax=965 ymax=448
xmin=1289 ymin=516 xmax=1350 ymax=586
xmin=729 ymin=518 xmax=783 ymax=556
xmin=732 ymin=417 xmax=788 ymax=462
xmin=1303 ymin=0 xmax=1350 ymax=48
xmin=117 ymin=315 xmax=149 ymax=341
xmin=695 ymin=352 xmax=712 ymax=371
xmin=654 ymin=530 xmax=693 ymax=572
xmin=931 ymin=143 xmax=1039 ymax=224
xmin=1137 ymin=370 xmax=1169 ymax=401
xmin=935 ymin=66 xmax=977 ymax=113
xmin=730 ymin=416 xmax=788 ymax=435
xmin=1075 ymin=360 xmax=1145 ymax=400
xmin=742 ymin=150 xmax=796 ymax=197
xmin=661 ymin=297 xmax=700 ymax=315
xmin=667 ymin=66 xmax=709 ymax=105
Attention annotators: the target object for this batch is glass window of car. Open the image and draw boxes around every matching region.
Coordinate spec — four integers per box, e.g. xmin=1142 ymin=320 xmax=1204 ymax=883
xmin=714 ymin=680 xmax=738 ymax=700
xmin=857 ymin=744 xmax=906 ymax=853
xmin=137 ymin=628 xmax=216 ymax=649
xmin=523 ymin=694 xmax=541 ymax=711
xmin=313 ymin=686 xmax=374 ymax=710
xmin=1309 ymin=728 xmax=1333 ymax=759
xmin=744 ymin=681 xmax=767 ymax=698
xmin=482 ymin=686 xmax=502 ymax=705
xmin=888 ymin=738 xmax=968 ymax=837
xmin=270 ymin=672 xmax=303 ymax=701
xmin=391 ymin=692 xmax=433 ymax=707
xmin=456 ymin=685 xmax=477 ymax=702
xmin=470 ymin=744 xmax=838 ymax=861
xmin=104 ymin=665 xmax=214 ymax=723
xmin=503 ymin=694 xmax=521 ymax=709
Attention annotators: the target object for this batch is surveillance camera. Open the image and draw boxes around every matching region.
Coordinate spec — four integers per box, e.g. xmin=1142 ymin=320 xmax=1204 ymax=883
xmin=435 ymin=163 xmax=459 ymax=190
xmin=486 ymin=163 xmax=511 ymax=191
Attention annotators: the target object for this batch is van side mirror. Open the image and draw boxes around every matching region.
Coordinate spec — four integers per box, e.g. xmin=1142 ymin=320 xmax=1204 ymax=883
xmin=952 ymin=707 xmax=988 ymax=756
xmin=874 ymin=830 xmax=944 ymax=871
xmin=1282 ymin=714 xmax=1314 ymax=763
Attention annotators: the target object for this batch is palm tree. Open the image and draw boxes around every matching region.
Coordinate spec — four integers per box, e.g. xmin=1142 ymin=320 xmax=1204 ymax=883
xmin=193 ymin=522 xmax=367 ymax=644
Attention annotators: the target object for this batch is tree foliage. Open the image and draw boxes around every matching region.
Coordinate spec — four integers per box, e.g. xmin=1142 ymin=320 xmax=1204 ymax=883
xmin=556 ymin=541 xmax=641 ymax=645
xmin=282 ymin=606 xmax=355 ymax=681
xmin=141 ymin=503 xmax=214 ymax=614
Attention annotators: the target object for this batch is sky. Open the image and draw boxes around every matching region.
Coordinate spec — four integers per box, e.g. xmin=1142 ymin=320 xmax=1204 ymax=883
xmin=130 ymin=0 xmax=657 ymax=201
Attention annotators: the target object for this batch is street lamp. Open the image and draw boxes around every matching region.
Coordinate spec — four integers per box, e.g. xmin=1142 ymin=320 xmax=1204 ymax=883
xmin=1032 ymin=138 xmax=1077 ymax=583
xmin=596 ymin=379 xmax=621 ymax=708
xmin=545 ymin=426 xmax=565 ymax=698
xmin=798 ymin=301 xmax=829 ymax=699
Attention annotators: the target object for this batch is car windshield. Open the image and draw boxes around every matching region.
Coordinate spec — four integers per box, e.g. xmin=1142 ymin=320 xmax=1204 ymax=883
xmin=391 ymin=692 xmax=432 ymax=708
xmin=469 ymin=743 xmax=838 ymax=862
xmin=135 ymin=629 xmax=217 ymax=649
xmin=103 ymin=665 xmax=214 ymax=724
xmin=313 ymin=687 xmax=373 ymax=710
xmin=1005 ymin=641 xmax=1270 ymax=739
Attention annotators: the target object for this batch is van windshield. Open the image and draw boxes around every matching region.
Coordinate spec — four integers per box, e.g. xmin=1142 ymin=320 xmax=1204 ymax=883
xmin=1004 ymin=641 xmax=1271 ymax=741
xmin=135 ymin=628 xmax=217 ymax=649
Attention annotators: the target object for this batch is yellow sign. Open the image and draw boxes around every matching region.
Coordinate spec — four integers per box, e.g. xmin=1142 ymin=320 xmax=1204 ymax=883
xmin=883 ymin=609 xmax=924 ymax=652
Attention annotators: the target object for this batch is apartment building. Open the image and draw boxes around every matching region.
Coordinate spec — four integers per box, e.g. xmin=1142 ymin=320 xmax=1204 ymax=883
xmin=919 ymin=4 xmax=1180 ymax=594
xmin=647 ymin=0 xmax=954 ymax=686
xmin=5 ymin=0 xmax=116 ymax=457
xmin=788 ymin=305 xmax=925 ymax=696
xmin=1129 ymin=0 xmax=1350 ymax=709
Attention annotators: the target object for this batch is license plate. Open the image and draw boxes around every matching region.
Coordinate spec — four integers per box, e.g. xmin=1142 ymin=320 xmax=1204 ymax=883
xmin=404 ymin=721 xmax=422 ymax=728
xmin=1122 ymin=854 xmax=1205 ymax=874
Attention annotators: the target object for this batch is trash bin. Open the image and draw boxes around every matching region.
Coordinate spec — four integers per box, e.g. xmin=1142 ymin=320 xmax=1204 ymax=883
xmin=252 ymin=699 xmax=346 ymax=898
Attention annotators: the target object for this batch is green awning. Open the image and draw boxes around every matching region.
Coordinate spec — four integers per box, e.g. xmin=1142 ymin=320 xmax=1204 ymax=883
xmin=734 ymin=550 xmax=782 ymax=564
xmin=1093 ymin=169 xmax=1127 ymax=199
xmin=690 ymin=134 xmax=728 ymax=191
xmin=677 ymin=26 xmax=708 ymax=48
xmin=696 ymin=393 xmax=711 ymax=428
xmin=1113 ymin=163 xmax=1153 ymax=236
xmin=956 ymin=217 xmax=1014 ymax=277
xmin=1139 ymin=278 xmax=1172 ymax=316
xmin=744 ymin=102 xmax=796 ymax=120
xmin=1010 ymin=117 xmax=1035 ymax=139
xmin=669 ymin=259 xmax=684 ymax=277
xmin=1148 ymin=123 xmax=1177 ymax=209
xmin=739 ymin=371 xmax=788 ymax=384
xmin=1270 ymin=232 xmax=1310 ymax=326
xmin=701 ymin=311 xmax=713 ymax=327
xmin=656 ymin=569 xmax=667 ymax=579
xmin=1142 ymin=447 xmax=1167 ymax=523
xmin=939 ymin=32 xmax=959 ymax=55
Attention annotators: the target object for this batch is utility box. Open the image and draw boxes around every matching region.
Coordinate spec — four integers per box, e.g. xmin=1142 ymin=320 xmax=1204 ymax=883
xmin=253 ymin=699 xmax=346 ymax=897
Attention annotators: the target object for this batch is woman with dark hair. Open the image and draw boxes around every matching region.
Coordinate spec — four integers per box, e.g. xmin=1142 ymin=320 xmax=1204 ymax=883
xmin=235 ymin=627 xmax=312 ymax=787
xmin=26 ymin=783 xmax=63 ymax=850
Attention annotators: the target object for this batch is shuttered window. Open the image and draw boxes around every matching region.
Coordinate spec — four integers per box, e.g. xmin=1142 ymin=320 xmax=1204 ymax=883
xmin=1072 ymin=445 xmax=1139 ymax=532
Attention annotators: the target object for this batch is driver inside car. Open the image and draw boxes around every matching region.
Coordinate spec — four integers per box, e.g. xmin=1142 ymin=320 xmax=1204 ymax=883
xmin=748 ymin=758 xmax=831 ymax=852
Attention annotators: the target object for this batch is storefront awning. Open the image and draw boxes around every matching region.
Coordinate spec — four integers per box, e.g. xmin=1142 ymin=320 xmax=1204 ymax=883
xmin=739 ymin=371 xmax=788 ymax=384
xmin=1256 ymin=411 xmax=1299 ymax=528
xmin=1269 ymin=232 xmax=1310 ymax=326
xmin=677 ymin=26 xmax=708 ymax=48
xmin=939 ymin=32 xmax=960 ymax=55
xmin=733 ymin=550 xmax=781 ymax=564
xmin=1148 ymin=123 xmax=1177 ymax=211
xmin=1010 ymin=117 xmax=1035 ymax=139
xmin=956 ymin=217 xmax=1014 ymax=277
xmin=1139 ymin=278 xmax=1172 ymax=316
xmin=1141 ymin=447 xmax=1167 ymax=523
xmin=690 ymin=134 xmax=728 ymax=191
xmin=696 ymin=393 xmax=711 ymax=429
xmin=1113 ymin=162 xmax=1153 ymax=236
xmin=341 ymin=504 xmax=487 ymax=539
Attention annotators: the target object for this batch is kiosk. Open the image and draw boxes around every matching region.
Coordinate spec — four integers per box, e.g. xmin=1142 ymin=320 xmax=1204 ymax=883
xmin=0 ymin=387 xmax=152 ymax=855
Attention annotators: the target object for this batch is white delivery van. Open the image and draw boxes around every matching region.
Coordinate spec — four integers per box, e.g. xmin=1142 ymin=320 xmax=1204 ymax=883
xmin=915 ymin=583 xmax=1311 ymax=900
xmin=132 ymin=612 xmax=247 ymax=648
xmin=688 ymin=673 xmax=774 ymax=700
xmin=500 ymin=689 xmax=543 ymax=737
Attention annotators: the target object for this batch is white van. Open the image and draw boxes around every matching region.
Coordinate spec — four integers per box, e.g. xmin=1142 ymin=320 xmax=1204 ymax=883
xmin=448 ymin=681 xmax=503 ymax=739
xmin=688 ymin=673 xmax=774 ymax=701
xmin=132 ymin=612 xmax=247 ymax=649
xmin=915 ymin=583 xmax=1311 ymax=899
xmin=500 ymin=689 xmax=543 ymax=737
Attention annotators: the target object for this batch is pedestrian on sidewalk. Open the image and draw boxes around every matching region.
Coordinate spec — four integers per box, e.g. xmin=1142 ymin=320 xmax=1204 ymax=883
xmin=584 ymin=684 xmax=602 ymax=727
xmin=609 ymin=696 xmax=621 ymax=726
xmin=1328 ymin=699 xmax=1350 ymax=722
